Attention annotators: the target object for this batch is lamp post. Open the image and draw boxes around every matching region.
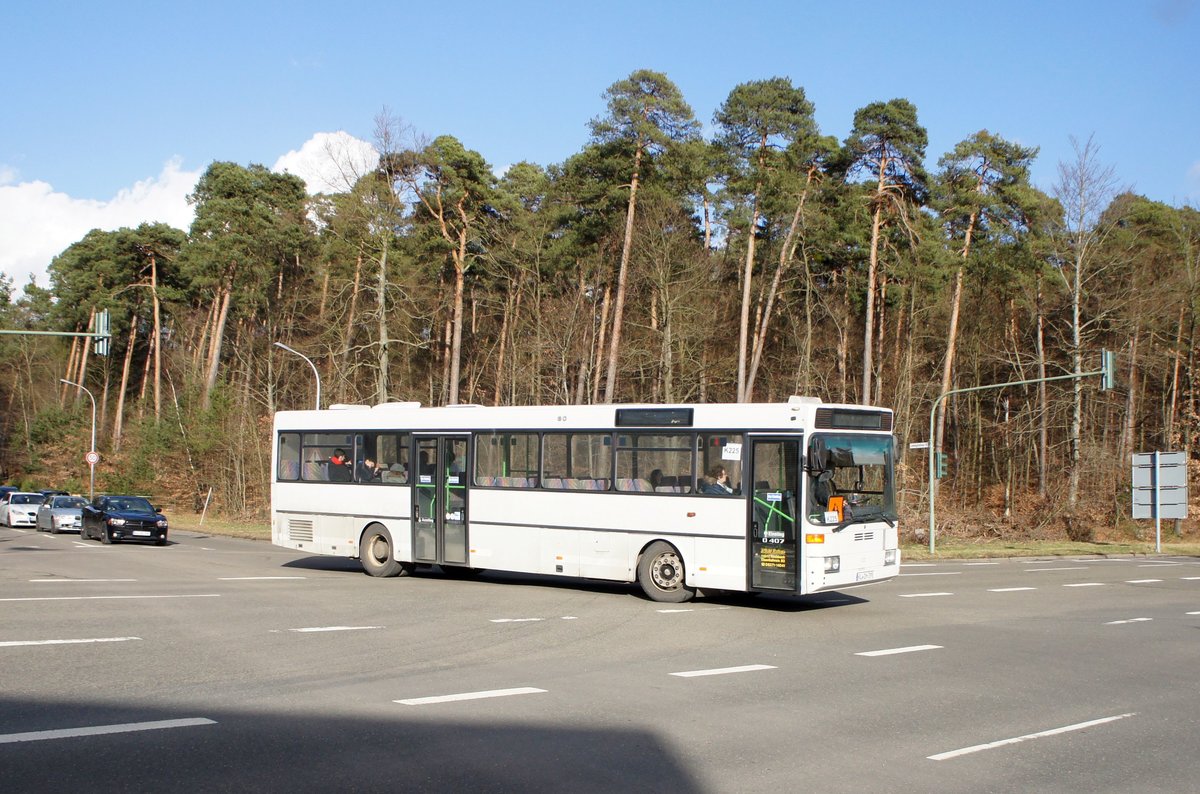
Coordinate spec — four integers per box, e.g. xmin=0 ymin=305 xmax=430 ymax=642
xmin=60 ymin=378 xmax=96 ymax=500
xmin=273 ymin=342 xmax=321 ymax=411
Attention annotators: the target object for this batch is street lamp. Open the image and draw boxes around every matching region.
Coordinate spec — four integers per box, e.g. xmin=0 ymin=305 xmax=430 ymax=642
xmin=60 ymin=378 xmax=97 ymax=500
xmin=273 ymin=342 xmax=321 ymax=411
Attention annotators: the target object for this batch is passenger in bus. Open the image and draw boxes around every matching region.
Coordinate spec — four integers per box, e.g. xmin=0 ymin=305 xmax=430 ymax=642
xmin=328 ymin=449 xmax=352 ymax=482
xmin=357 ymin=457 xmax=382 ymax=482
xmin=700 ymin=464 xmax=734 ymax=495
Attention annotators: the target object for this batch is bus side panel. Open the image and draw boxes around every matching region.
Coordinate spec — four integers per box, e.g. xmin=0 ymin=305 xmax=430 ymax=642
xmin=690 ymin=537 xmax=748 ymax=591
xmin=468 ymin=521 xmax=541 ymax=574
xmin=540 ymin=528 xmax=581 ymax=577
xmin=579 ymin=530 xmax=631 ymax=581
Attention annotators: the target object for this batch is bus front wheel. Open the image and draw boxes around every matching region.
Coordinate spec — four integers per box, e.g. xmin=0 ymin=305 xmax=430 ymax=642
xmin=638 ymin=541 xmax=695 ymax=603
xmin=360 ymin=525 xmax=410 ymax=578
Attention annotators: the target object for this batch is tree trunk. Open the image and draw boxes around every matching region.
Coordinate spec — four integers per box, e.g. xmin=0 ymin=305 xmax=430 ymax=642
xmin=113 ymin=309 xmax=139 ymax=451
xmin=935 ymin=209 xmax=978 ymax=459
xmin=861 ymin=158 xmax=888 ymax=405
xmin=736 ymin=184 xmax=762 ymax=402
xmin=203 ymin=282 xmax=233 ymax=408
xmin=1036 ymin=278 xmax=1048 ymax=499
xmin=591 ymin=284 xmax=611 ymax=404
xmin=375 ymin=243 xmax=388 ymax=405
xmin=604 ymin=142 xmax=644 ymax=403
xmin=60 ymin=333 xmax=80 ymax=406
xmin=151 ymin=253 xmax=162 ymax=422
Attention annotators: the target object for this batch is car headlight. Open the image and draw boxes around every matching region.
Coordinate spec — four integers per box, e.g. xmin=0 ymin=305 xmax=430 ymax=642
xmin=156 ymin=519 xmax=168 ymax=528
xmin=107 ymin=517 xmax=126 ymax=526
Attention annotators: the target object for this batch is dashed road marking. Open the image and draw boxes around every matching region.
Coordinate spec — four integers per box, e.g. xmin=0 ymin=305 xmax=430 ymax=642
xmin=1026 ymin=567 xmax=1088 ymax=573
xmin=0 ymin=718 xmax=216 ymax=744
xmin=964 ymin=562 xmax=999 ymax=566
xmin=927 ymin=713 xmax=1136 ymax=761
xmin=29 ymin=578 xmax=136 ymax=583
xmin=670 ymin=664 xmax=776 ymax=678
xmin=395 ymin=687 xmax=546 ymax=705
xmin=289 ymin=626 xmax=383 ymax=633
xmin=1125 ymin=579 xmax=1162 ymax=584
xmin=856 ymin=645 xmax=941 ymax=657
xmin=0 ymin=594 xmax=220 ymax=602
xmin=218 ymin=576 xmax=306 ymax=581
xmin=1063 ymin=583 xmax=1106 ymax=588
xmin=1104 ymin=618 xmax=1152 ymax=625
xmin=490 ymin=618 xmax=544 ymax=623
xmin=0 ymin=636 xmax=141 ymax=647
xmin=899 ymin=592 xmax=953 ymax=598
xmin=989 ymin=587 xmax=1036 ymax=592
xmin=899 ymin=572 xmax=962 ymax=577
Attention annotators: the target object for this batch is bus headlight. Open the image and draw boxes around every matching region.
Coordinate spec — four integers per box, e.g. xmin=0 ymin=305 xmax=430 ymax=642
xmin=884 ymin=549 xmax=897 ymax=566
xmin=824 ymin=556 xmax=840 ymax=574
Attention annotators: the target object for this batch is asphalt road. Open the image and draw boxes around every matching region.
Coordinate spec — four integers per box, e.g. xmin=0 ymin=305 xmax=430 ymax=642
xmin=1 ymin=525 xmax=1198 ymax=793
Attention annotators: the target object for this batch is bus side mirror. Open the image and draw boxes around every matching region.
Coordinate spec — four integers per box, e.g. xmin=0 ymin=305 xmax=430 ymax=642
xmin=808 ymin=438 xmax=830 ymax=473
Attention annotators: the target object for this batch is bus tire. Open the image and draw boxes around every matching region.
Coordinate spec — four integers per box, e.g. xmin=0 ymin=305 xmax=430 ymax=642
xmin=637 ymin=541 xmax=695 ymax=603
xmin=360 ymin=525 xmax=406 ymax=578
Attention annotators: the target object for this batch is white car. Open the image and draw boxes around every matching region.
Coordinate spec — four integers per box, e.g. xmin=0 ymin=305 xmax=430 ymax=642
xmin=0 ymin=492 xmax=45 ymax=527
xmin=36 ymin=494 xmax=87 ymax=533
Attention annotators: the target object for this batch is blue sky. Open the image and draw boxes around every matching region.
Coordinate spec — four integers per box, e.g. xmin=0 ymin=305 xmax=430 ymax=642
xmin=2 ymin=0 xmax=1197 ymax=287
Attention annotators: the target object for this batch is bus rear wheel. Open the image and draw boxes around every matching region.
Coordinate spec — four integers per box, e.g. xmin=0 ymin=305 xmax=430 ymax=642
xmin=638 ymin=541 xmax=695 ymax=603
xmin=360 ymin=525 xmax=410 ymax=578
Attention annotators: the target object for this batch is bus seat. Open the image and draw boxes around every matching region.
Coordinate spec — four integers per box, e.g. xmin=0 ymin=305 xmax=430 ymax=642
xmin=302 ymin=461 xmax=326 ymax=481
xmin=476 ymin=476 xmax=495 ymax=487
xmin=278 ymin=459 xmax=300 ymax=480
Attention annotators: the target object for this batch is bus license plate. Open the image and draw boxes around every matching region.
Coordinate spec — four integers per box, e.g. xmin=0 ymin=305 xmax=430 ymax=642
xmin=856 ymin=570 xmax=874 ymax=582
xmin=133 ymin=530 xmax=151 ymax=537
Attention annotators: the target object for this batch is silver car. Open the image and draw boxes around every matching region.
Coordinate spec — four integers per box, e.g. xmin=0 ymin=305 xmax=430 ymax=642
xmin=0 ymin=492 xmax=45 ymax=528
xmin=36 ymin=495 xmax=87 ymax=534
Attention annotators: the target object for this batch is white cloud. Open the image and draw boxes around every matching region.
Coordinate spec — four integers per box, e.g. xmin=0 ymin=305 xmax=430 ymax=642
xmin=0 ymin=132 xmax=379 ymax=293
xmin=272 ymin=131 xmax=378 ymax=195
xmin=0 ymin=158 xmax=201 ymax=290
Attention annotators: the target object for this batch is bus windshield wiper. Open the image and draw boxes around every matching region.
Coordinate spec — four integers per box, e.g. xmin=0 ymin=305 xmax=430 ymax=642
xmin=832 ymin=508 xmax=896 ymax=532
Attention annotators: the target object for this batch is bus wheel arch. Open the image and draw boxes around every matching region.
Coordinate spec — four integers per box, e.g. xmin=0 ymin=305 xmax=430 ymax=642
xmin=359 ymin=523 xmax=412 ymax=578
xmin=637 ymin=540 xmax=695 ymax=603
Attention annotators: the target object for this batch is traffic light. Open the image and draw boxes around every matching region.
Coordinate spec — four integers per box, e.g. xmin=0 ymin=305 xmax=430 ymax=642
xmin=1099 ymin=349 xmax=1115 ymax=391
xmin=93 ymin=309 xmax=110 ymax=356
xmin=935 ymin=452 xmax=948 ymax=479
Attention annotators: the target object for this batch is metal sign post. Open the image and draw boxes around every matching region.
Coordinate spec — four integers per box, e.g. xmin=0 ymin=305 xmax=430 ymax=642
xmin=1131 ymin=451 xmax=1189 ymax=553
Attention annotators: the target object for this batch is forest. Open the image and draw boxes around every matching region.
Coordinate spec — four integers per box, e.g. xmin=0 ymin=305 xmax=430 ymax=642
xmin=1 ymin=70 xmax=1197 ymax=543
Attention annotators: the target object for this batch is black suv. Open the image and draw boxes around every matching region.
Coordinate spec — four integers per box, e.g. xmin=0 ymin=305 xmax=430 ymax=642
xmin=81 ymin=495 xmax=169 ymax=545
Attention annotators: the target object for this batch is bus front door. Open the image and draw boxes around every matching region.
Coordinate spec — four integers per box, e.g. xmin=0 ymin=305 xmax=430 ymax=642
xmin=413 ymin=435 xmax=470 ymax=568
xmin=747 ymin=437 xmax=800 ymax=591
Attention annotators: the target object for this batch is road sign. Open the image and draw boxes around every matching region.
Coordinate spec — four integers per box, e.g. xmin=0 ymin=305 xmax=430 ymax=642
xmin=85 ymin=450 xmax=100 ymax=466
xmin=908 ymin=441 xmax=930 ymax=450
xmin=1132 ymin=451 xmax=1188 ymax=520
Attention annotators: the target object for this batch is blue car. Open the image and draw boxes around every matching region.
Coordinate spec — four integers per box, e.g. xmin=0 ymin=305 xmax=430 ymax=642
xmin=81 ymin=495 xmax=169 ymax=545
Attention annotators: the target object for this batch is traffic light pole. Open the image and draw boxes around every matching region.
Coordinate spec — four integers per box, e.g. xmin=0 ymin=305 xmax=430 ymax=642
xmin=927 ymin=355 xmax=1113 ymax=554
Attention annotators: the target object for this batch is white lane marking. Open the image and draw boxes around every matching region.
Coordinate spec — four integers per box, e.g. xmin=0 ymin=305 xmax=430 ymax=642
xmin=0 ymin=594 xmax=220 ymax=602
xmin=670 ymin=664 xmax=776 ymax=678
xmin=856 ymin=645 xmax=942 ymax=657
xmin=489 ymin=618 xmax=544 ymax=623
xmin=964 ymin=562 xmax=999 ymax=566
xmin=218 ymin=576 xmax=306 ymax=581
xmin=1138 ymin=562 xmax=1182 ymax=567
xmin=395 ymin=687 xmax=546 ymax=705
xmin=561 ymin=616 xmax=578 ymax=620
xmin=0 ymin=636 xmax=141 ymax=647
xmin=289 ymin=626 xmax=383 ymax=633
xmin=658 ymin=608 xmax=694 ymax=613
xmin=1063 ymin=583 xmax=1105 ymax=588
xmin=29 ymin=578 xmax=136 ymax=583
xmin=1188 ymin=611 xmax=1200 ymax=615
xmin=1179 ymin=577 xmax=1200 ymax=581
xmin=1025 ymin=567 xmax=1088 ymax=573
xmin=1125 ymin=579 xmax=1163 ymax=584
xmin=1105 ymin=618 xmax=1153 ymax=625
xmin=927 ymin=713 xmax=1136 ymax=761
xmin=902 ymin=563 xmax=937 ymax=568
xmin=899 ymin=572 xmax=962 ymax=577
xmin=989 ymin=587 xmax=1036 ymax=592
xmin=0 ymin=718 xmax=216 ymax=744
xmin=899 ymin=592 xmax=953 ymax=598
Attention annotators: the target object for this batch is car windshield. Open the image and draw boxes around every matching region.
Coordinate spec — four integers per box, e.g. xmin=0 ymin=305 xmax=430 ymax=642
xmin=54 ymin=497 xmax=87 ymax=509
xmin=108 ymin=497 xmax=154 ymax=512
xmin=13 ymin=494 xmax=42 ymax=504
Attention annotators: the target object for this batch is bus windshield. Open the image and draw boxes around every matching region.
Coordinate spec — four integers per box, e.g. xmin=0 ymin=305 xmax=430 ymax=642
xmin=807 ymin=434 xmax=895 ymax=526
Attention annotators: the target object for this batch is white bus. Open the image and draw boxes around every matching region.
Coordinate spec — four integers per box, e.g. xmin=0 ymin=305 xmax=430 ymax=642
xmin=270 ymin=396 xmax=899 ymax=602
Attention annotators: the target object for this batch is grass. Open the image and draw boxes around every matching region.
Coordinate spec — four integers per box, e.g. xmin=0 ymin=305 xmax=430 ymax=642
xmin=902 ymin=539 xmax=1200 ymax=560
xmin=168 ymin=511 xmax=271 ymax=541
